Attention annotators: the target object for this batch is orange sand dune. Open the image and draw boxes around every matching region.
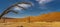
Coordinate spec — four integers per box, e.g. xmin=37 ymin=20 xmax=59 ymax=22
xmin=1 ymin=12 xmax=60 ymax=22
xmin=30 ymin=12 xmax=60 ymax=22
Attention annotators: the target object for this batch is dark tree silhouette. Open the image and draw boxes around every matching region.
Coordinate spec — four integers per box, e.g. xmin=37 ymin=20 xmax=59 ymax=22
xmin=0 ymin=2 xmax=32 ymax=23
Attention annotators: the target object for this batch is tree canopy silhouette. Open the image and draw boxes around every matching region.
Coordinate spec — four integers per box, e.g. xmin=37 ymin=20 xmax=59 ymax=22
xmin=0 ymin=2 xmax=33 ymax=19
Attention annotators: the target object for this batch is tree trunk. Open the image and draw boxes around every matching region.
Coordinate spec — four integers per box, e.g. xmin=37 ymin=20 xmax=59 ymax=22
xmin=0 ymin=12 xmax=6 ymax=23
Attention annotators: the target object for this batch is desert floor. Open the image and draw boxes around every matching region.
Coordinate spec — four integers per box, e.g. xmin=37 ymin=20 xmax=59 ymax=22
xmin=0 ymin=22 xmax=60 ymax=27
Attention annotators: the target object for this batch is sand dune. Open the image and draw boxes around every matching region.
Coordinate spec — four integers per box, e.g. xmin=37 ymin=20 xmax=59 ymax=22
xmin=30 ymin=12 xmax=60 ymax=22
xmin=0 ymin=12 xmax=60 ymax=22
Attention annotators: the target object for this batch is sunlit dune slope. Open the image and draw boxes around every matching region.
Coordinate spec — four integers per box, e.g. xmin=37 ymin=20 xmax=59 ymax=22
xmin=30 ymin=12 xmax=60 ymax=22
xmin=1 ymin=12 xmax=60 ymax=22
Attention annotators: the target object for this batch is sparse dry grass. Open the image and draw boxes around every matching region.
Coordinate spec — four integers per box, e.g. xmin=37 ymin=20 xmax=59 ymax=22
xmin=0 ymin=22 xmax=60 ymax=27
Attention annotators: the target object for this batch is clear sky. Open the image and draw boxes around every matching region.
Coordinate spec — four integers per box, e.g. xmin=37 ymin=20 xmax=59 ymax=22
xmin=0 ymin=0 xmax=60 ymax=18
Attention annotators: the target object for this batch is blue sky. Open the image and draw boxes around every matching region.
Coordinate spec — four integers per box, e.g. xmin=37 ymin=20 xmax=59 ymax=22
xmin=0 ymin=0 xmax=60 ymax=18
